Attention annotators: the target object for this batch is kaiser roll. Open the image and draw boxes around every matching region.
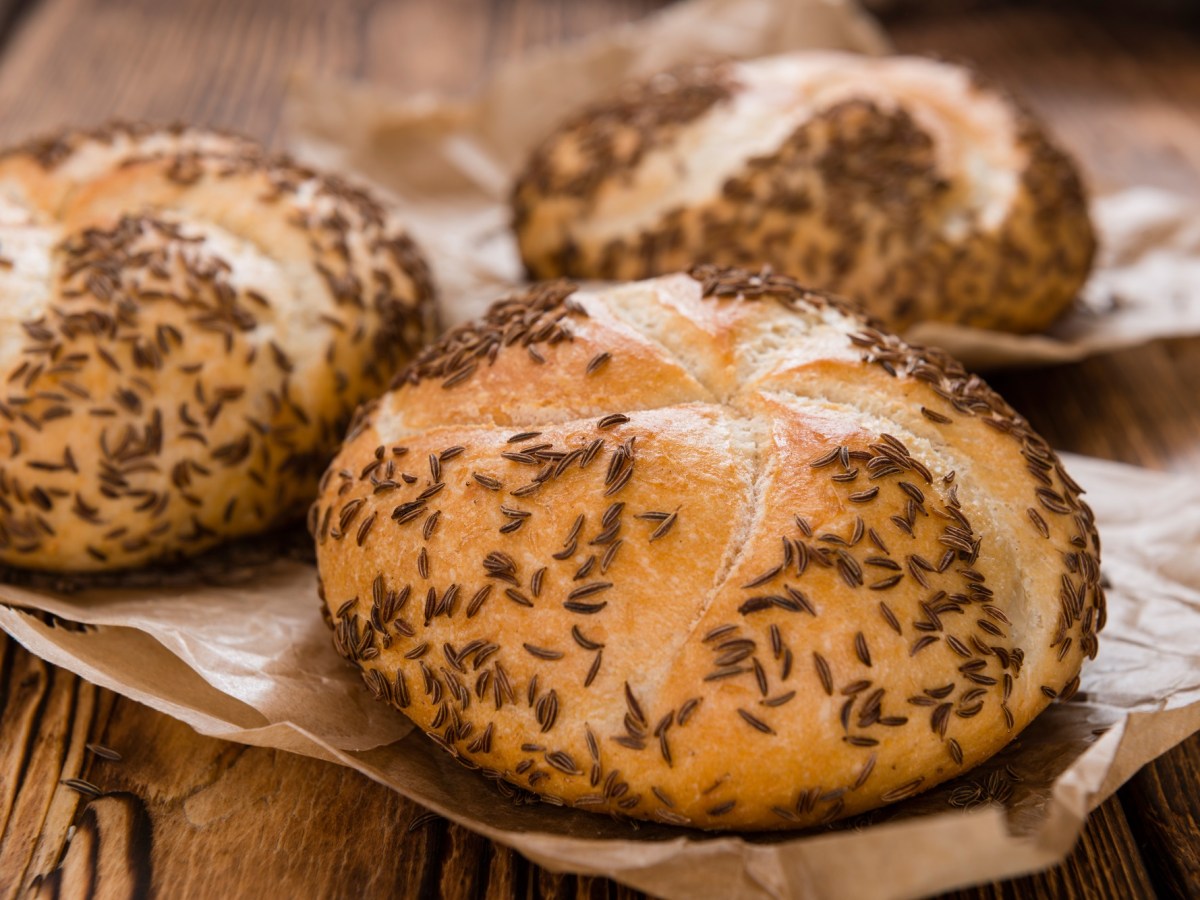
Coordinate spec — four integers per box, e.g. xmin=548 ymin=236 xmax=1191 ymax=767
xmin=512 ymin=52 xmax=1095 ymax=333
xmin=314 ymin=266 xmax=1102 ymax=830
xmin=0 ymin=123 xmax=436 ymax=571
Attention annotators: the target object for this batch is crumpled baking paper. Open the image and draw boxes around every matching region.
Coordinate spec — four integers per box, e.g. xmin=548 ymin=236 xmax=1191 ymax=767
xmin=282 ymin=0 xmax=1200 ymax=371
xmin=2 ymin=451 xmax=1198 ymax=900
xmin=3 ymin=1 xmax=1199 ymax=897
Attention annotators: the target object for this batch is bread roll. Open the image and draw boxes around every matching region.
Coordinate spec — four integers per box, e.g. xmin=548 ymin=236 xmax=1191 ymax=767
xmin=314 ymin=266 xmax=1102 ymax=830
xmin=512 ymin=53 xmax=1095 ymax=333
xmin=0 ymin=122 xmax=436 ymax=571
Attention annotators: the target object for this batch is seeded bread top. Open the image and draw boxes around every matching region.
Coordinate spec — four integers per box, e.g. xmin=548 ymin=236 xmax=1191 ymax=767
xmin=314 ymin=266 xmax=1102 ymax=830
xmin=512 ymin=52 xmax=1095 ymax=334
xmin=0 ymin=122 xmax=436 ymax=571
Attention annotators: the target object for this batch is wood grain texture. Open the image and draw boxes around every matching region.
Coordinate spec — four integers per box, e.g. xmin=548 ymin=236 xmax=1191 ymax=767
xmin=941 ymin=800 xmax=1157 ymax=900
xmin=887 ymin=4 xmax=1200 ymax=200
xmin=1122 ymin=735 xmax=1200 ymax=898
xmin=0 ymin=0 xmax=665 ymax=144
xmin=0 ymin=1 xmax=1196 ymax=899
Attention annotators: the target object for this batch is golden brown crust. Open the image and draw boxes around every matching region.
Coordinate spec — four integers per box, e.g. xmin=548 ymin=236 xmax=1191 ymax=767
xmin=512 ymin=62 xmax=736 ymax=214
xmin=315 ymin=266 xmax=1102 ymax=830
xmin=511 ymin=54 xmax=1096 ymax=333
xmin=0 ymin=122 xmax=437 ymax=571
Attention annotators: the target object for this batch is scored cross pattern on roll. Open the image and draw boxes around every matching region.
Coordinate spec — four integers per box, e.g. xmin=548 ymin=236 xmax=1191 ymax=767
xmin=0 ymin=123 xmax=437 ymax=571
xmin=314 ymin=266 xmax=1103 ymax=830
xmin=512 ymin=53 xmax=1095 ymax=334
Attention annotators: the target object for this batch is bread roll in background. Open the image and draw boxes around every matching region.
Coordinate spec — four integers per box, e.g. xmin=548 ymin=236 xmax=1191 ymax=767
xmin=0 ymin=123 xmax=437 ymax=572
xmin=315 ymin=266 xmax=1103 ymax=831
xmin=512 ymin=53 xmax=1095 ymax=334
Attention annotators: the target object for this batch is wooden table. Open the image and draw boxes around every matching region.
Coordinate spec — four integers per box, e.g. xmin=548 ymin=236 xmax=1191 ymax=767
xmin=0 ymin=1 xmax=1197 ymax=897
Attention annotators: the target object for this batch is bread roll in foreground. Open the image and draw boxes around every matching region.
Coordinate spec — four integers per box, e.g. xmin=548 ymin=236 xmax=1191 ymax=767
xmin=315 ymin=267 xmax=1102 ymax=830
xmin=513 ymin=53 xmax=1095 ymax=333
xmin=0 ymin=123 xmax=436 ymax=571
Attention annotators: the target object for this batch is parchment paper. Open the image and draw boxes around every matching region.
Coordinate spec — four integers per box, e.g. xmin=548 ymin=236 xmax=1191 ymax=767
xmin=282 ymin=0 xmax=1200 ymax=371
xmin=2 ymin=3 xmax=1199 ymax=897
xmin=1 ymin=453 xmax=1198 ymax=899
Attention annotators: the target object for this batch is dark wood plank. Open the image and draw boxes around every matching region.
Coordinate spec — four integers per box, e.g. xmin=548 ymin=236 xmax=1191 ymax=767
xmin=0 ymin=642 xmax=109 ymax=900
xmin=0 ymin=2 xmax=1195 ymax=899
xmin=940 ymin=800 xmax=1157 ymax=900
xmin=887 ymin=4 xmax=1200 ymax=199
xmin=0 ymin=0 xmax=665 ymax=145
xmin=991 ymin=339 xmax=1200 ymax=473
xmin=0 ymin=0 xmax=37 ymax=58
xmin=0 ymin=656 xmax=1169 ymax=900
xmin=22 ymin=687 xmax=420 ymax=897
xmin=1122 ymin=737 xmax=1200 ymax=898
xmin=0 ymin=0 xmax=404 ymax=144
